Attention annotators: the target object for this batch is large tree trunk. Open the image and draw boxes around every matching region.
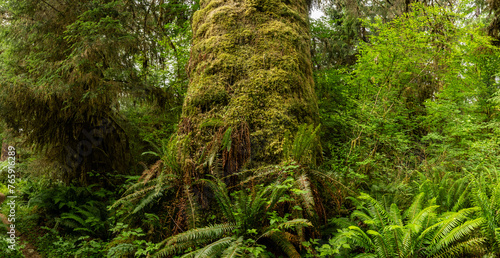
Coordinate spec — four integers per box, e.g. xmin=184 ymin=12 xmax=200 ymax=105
xmin=178 ymin=0 xmax=319 ymax=178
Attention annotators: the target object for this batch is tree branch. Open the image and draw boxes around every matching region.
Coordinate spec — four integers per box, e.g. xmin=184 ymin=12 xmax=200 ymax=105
xmin=40 ymin=0 xmax=64 ymax=15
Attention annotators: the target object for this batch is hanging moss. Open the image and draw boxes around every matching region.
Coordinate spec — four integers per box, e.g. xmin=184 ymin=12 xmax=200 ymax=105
xmin=179 ymin=0 xmax=320 ymax=176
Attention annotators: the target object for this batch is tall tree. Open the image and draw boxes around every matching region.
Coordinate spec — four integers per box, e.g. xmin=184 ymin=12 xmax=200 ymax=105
xmin=178 ymin=0 xmax=320 ymax=179
xmin=0 ymin=0 xmax=186 ymax=185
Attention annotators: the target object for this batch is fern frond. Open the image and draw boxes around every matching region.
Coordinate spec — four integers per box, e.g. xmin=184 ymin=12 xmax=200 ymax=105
xmin=353 ymin=254 xmax=377 ymax=258
xmin=195 ymin=236 xmax=234 ymax=257
xmin=249 ymin=185 xmax=273 ymax=221
xmin=153 ymin=223 xmax=236 ymax=257
xmin=472 ymin=181 xmax=498 ymax=241
xmin=276 ymin=218 xmax=312 ymax=230
xmin=309 ymin=169 xmax=357 ymax=195
xmin=358 ymin=193 xmax=389 ymax=229
xmin=154 ymin=238 xmax=206 ymax=258
xmin=336 ymin=226 xmax=374 ymax=251
xmin=180 ymin=249 xmax=201 ymax=258
xmin=432 ymin=237 xmax=486 ymax=258
xmin=366 ymin=230 xmax=391 ymax=258
xmin=266 ymin=183 xmax=286 ymax=210
xmin=351 ymin=210 xmax=375 ymax=226
xmin=449 ymin=177 xmax=470 ymax=212
xmin=200 ymin=178 xmax=234 ymax=222
xmin=119 ymin=182 xmax=157 ymax=199
xmin=110 ymin=175 xmax=176 ymax=210
xmin=404 ymin=192 xmax=424 ymax=221
xmin=330 ymin=217 xmax=356 ymax=229
xmin=427 ymin=207 xmax=478 ymax=247
xmin=409 ymin=205 xmax=439 ymax=233
xmin=221 ymin=236 xmax=244 ymax=258
xmin=132 ymin=190 xmax=163 ymax=214
xmin=430 ymin=217 xmax=485 ymax=255
xmin=389 ymin=203 xmax=403 ymax=226
xmin=265 ymin=230 xmax=301 ymax=258
xmin=295 ymin=173 xmax=316 ymax=218
xmin=451 ymin=182 xmax=470 ymax=212
xmin=61 ymin=212 xmax=87 ymax=226
xmin=401 ymin=227 xmax=414 ymax=257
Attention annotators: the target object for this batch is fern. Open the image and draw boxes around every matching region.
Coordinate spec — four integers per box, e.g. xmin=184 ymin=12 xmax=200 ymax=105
xmin=430 ymin=217 xmax=485 ymax=255
xmin=283 ymin=124 xmax=321 ymax=165
xmin=107 ymin=243 xmax=136 ymax=257
xmin=432 ymin=237 xmax=486 ymax=258
xmin=201 ymin=178 xmax=235 ymax=222
xmin=221 ymin=127 xmax=232 ymax=152
xmin=154 ymin=223 xmax=236 ymax=257
xmin=470 ymin=167 xmax=500 ymax=255
xmin=221 ymin=237 xmax=244 ymax=257
xmin=194 ymin=237 xmax=234 ymax=257
xmin=264 ymin=229 xmax=301 ymax=258
xmin=358 ymin=193 xmax=390 ymax=229
xmin=331 ymin=193 xmax=484 ymax=257
xmin=154 ymin=177 xmax=310 ymax=257
xmin=110 ymin=135 xmax=196 ymax=236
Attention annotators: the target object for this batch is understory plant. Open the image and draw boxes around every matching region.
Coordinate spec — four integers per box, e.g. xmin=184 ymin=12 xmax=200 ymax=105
xmin=329 ymin=192 xmax=485 ymax=257
xmin=153 ymin=177 xmax=312 ymax=257
xmin=471 ymin=167 xmax=500 ymax=256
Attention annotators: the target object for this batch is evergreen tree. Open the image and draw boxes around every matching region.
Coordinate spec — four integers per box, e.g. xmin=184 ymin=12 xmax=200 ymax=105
xmin=0 ymin=0 xmax=188 ymax=185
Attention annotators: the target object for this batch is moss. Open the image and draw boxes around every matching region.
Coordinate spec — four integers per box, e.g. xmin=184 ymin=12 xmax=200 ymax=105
xmin=199 ymin=118 xmax=225 ymax=128
xmin=179 ymin=0 xmax=319 ymax=176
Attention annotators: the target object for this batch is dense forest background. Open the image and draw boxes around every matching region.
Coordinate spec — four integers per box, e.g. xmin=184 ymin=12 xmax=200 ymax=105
xmin=0 ymin=0 xmax=500 ymax=257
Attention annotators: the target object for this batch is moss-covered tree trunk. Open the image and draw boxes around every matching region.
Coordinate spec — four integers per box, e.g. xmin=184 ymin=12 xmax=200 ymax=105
xmin=178 ymin=0 xmax=319 ymax=178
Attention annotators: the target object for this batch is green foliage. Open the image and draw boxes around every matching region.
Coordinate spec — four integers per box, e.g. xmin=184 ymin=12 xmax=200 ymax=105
xmin=284 ymin=124 xmax=321 ymax=166
xmin=28 ymin=184 xmax=111 ymax=238
xmin=310 ymin=8 xmax=363 ymax=69
xmin=121 ymin=17 xmax=191 ymax=169
xmin=5 ymin=0 xmax=500 ymax=257
xmin=0 ymin=0 xmax=193 ymax=185
xmin=37 ymin=226 xmax=106 ymax=257
xmin=60 ymin=200 xmax=109 ymax=238
xmin=416 ymin=169 xmax=472 ymax=213
xmin=328 ymin=2 xmax=500 ymax=190
xmin=471 ymin=167 xmax=500 ymax=256
xmin=110 ymin=135 xmax=193 ymax=235
xmin=154 ymin=177 xmax=311 ymax=257
xmin=73 ymin=237 xmax=107 ymax=257
xmin=351 ymin=3 xmax=459 ymax=178
xmin=314 ymin=67 xmax=358 ymax=164
xmin=0 ymin=0 xmax=140 ymax=185
xmin=0 ymin=235 xmax=24 ymax=258
xmin=328 ymin=193 xmax=485 ymax=257
xmin=242 ymin=161 xmax=354 ymax=224
xmin=106 ymin=223 xmax=159 ymax=257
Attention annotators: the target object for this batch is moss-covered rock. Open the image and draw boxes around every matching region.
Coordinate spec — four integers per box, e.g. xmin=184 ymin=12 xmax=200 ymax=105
xmin=178 ymin=0 xmax=319 ymax=176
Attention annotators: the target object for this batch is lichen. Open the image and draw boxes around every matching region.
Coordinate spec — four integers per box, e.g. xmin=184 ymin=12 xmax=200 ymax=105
xmin=178 ymin=0 xmax=320 ymax=176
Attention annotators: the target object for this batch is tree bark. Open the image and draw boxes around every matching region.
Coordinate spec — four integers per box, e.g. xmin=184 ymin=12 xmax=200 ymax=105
xmin=0 ymin=143 xmax=8 ymax=162
xmin=178 ymin=0 xmax=319 ymax=178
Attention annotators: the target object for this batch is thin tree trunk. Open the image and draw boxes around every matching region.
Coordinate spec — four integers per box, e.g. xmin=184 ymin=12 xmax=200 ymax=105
xmin=0 ymin=143 xmax=8 ymax=161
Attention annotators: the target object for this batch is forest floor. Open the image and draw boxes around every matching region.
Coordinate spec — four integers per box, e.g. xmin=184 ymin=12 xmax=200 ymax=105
xmin=18 ymin=235 xmax=41 ymax=258
xmin=0 ymin=193 xmax=41 ymax=257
